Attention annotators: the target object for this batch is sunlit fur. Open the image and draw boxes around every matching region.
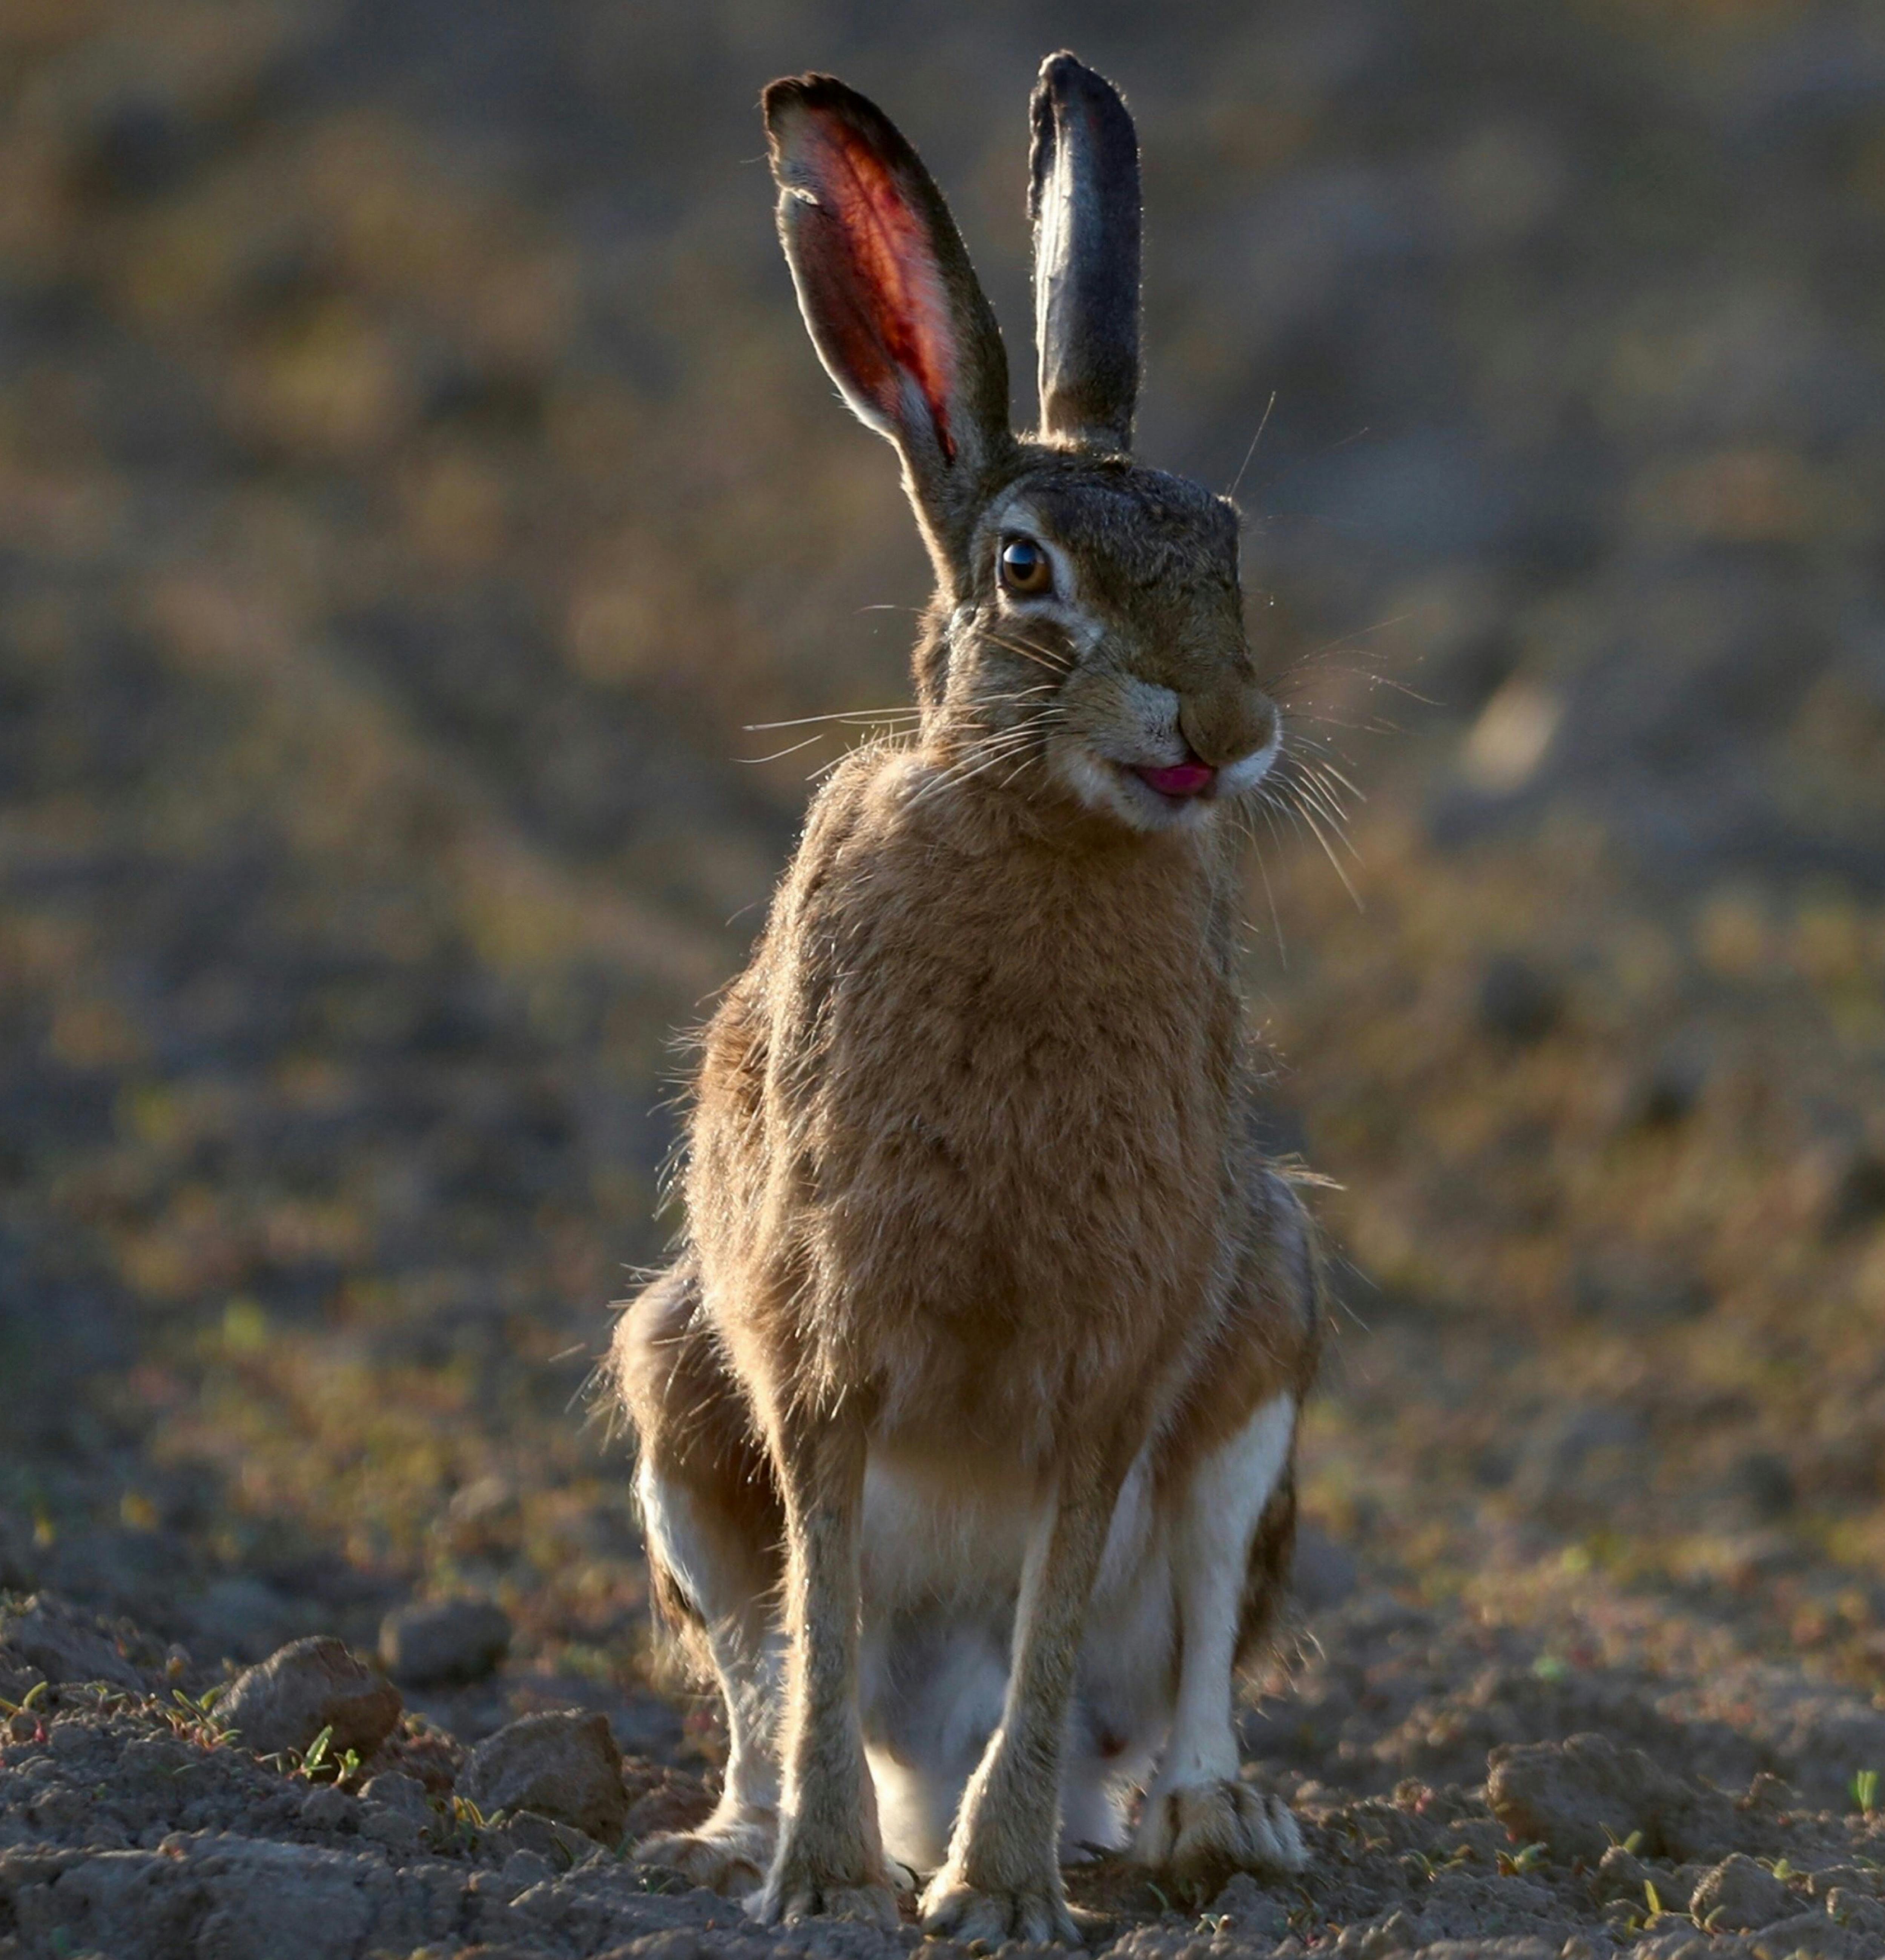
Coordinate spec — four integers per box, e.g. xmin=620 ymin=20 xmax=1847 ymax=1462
xmin=612 ymin=54 xmax=1325 ymax=1948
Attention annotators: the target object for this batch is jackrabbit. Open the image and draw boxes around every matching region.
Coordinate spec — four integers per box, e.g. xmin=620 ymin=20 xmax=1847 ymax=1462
xmin=612 ymin=52 xmax=1323 ymax=1946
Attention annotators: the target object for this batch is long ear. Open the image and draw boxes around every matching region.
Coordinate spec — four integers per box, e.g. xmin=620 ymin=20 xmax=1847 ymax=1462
xmin=764 ymin=75 xmax=1013 ymax=579
xmin=1028 ymin=52 xmax=1141 ymax=453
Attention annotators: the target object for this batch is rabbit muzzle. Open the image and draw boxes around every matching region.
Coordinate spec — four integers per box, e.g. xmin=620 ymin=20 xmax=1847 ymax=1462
xmin=1178 ymin=692 xmax=1280 ymax=784
xmin=1054 ymin=668 xmax=1281 ymax=831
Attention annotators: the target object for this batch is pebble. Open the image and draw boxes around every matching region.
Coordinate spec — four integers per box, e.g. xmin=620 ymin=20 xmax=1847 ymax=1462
xmin=359 ymin=1770 xmax=431 ymax=1819
xmin=218 ymin=1635 xmax=402 ymax=1760
xmin=359 ymin=1807 xmax=422 ymax=1851
xmin=378 ymin=1597 xmax=511 ymax=1687
xmin=1689 ymin=1852 xmax=1796 ymax=1933
xmin=460 ymin=1709 xmax=627 ymax=1843
xmin=500 ymin=1806 xmax=598 ymax=1867
xmin=496 ymin=1847 xmax=555 ymax=1895
xmin=298 ymin=1784 xmax=360 ymax=1832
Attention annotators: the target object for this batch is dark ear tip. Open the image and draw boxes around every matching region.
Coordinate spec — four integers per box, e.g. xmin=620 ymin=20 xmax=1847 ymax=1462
xmin=765 ymin=73 xmax=856 ymax=125
xmin=763 ymin=72 xmax=908 ymax=164
xmin=1034 ymin=49 xmax=1128 ymax=113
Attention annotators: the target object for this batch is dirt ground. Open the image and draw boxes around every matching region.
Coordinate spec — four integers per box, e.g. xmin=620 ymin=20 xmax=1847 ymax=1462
xmin=15 ymin=1547 xmax=1885 ymax=1959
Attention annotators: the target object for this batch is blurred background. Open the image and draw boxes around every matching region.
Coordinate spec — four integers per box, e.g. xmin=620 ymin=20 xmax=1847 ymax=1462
xmin=3 ymin=0 xmax=1885 ymax=1736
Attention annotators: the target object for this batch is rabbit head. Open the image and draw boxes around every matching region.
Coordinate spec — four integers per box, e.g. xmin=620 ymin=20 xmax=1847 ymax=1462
xmin=764 ymin=53 xmax=1279 ymax=837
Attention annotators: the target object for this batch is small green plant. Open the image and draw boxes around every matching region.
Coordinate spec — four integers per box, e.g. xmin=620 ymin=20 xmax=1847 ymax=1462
xmin=161 ymin=1686 xmax=238 ymax=1750
xmin=1852 ymin=1768 xmax=1879 ymax=1814
xmin=300 ymin=1724 xmax=335 ymax=1777
xmin=0 ymin=1679 xmax=49 ymax=1719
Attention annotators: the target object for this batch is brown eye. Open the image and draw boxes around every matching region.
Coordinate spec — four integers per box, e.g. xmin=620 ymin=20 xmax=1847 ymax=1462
xmin=998 ymin=535 xmax=1053 ymax=597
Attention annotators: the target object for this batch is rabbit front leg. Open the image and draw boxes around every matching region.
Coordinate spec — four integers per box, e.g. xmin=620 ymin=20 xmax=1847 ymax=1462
xmin=753 ymin=1405 xmax=900 ymax=1928
xmin=1134 ymin=1390 xmax=1306 ymax=1887
xmin=920 ymin=1440 xmax=1132 ymax=1948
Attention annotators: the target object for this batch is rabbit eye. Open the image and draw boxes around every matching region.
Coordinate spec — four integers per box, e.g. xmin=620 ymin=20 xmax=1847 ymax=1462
xmin=998 ymin=535 xmax=1054 ymax=597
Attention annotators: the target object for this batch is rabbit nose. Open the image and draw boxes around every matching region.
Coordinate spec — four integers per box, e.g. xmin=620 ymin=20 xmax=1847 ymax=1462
xmin=1179 ymin=696 xmax=1277 ymax=771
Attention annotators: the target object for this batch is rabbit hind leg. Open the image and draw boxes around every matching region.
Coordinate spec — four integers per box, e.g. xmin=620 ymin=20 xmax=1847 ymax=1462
xmin=1130 ymin=1389 xmax=1306 ymax=1886
xmin=613 ymin=1265 xmax=786 ymax=1896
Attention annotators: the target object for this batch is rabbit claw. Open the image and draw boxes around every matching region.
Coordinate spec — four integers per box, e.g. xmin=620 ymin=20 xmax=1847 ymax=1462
xmin=1134 ymin=1779 xmax=1306 ymax=1887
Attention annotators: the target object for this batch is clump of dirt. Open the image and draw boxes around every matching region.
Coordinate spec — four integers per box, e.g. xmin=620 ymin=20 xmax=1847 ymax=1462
xmin=12 ymin=1584 xmax=1885 ymax=1959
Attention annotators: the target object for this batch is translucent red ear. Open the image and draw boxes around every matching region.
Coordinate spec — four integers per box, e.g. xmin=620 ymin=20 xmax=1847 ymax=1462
xmin=764 ymin=75 xmax=1011 ymax=554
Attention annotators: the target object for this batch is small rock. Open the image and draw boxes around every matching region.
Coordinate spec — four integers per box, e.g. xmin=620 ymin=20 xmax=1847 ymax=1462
xmin=0 ymin=1593 xmax=145 ymax=1690
xmin=298 ymin=1784 xmax=361 ymax=1832
xmin=1689 ymin=1853 xmax=1795 ymax=1932
xmin=496 ymin=1847 xmax=555 ymax=1896
xmin=500 ymin=1807 xmax=603 ymax=1867
xmin=1747 ymin=1910 xmax=1868 ymax=1959
xmin=1210 ymin=1872 xmax=1290 ymax=1937
xmin=619 ymin=1762 xmax=717 ymax=1843
xmin=359 ymin=1770 xmax=431 ymax=1819
xmin=1805 ymin=1866 xmax=1879 ymax=1901
xmin=1825 ymin=1888 xmax=1885 ymax=1937
xmin=360 ymin=1806 xmax=423 ymax=1851
xmin=1477 ymin=954 xmax=1563 ymax=1045
xmin=378 ymin=1596 xmax=511 ymax=1687
xmin=218 ymin=1635 xmax=402 ymax=1760
xmin=1488 ymin=1732 xmax=1746 ymax=1864
xmin=461 ymin=1709 xmax=627 ymax=1844
xmin=1590 ymin=1843 xmax=1664 ymax=1907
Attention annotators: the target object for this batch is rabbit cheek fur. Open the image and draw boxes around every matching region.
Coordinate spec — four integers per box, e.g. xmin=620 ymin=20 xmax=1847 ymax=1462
xmin=613 ymin=52 xmax=1323 ymax=1943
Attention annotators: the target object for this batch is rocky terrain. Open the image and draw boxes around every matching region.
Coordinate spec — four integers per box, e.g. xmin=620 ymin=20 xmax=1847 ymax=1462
xmin=17 ymin=1566 xmax=1885 ymax=1958
xmin=5 ymin=0 xmax=1885 ymax=1956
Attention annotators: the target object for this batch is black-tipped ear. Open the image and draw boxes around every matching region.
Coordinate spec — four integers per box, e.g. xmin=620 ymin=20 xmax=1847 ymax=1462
xmin=1029 ymin=52 xmax=1141 ymax=453
xmin=764 ymin=74 xmax=1013 ymax=577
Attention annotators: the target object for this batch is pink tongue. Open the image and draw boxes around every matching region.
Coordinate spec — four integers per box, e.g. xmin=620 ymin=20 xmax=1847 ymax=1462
xmin=1138 ymin=761 xmax=1216 ymax=797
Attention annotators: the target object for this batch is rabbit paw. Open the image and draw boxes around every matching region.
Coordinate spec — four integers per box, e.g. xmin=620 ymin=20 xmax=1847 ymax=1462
xmin=751 ymin=1841 xmax=899 ymax=1928
xmin=920 ymin=1870 xmax=1083 ymax=1949
xmin=1134 ymin=1779 xmax=1306 ymax=1887
xmin=631 ymin=1811 xmax=775 ymax=1895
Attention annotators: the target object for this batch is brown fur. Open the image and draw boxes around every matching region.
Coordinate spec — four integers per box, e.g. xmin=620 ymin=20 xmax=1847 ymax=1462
xmin=611 ymin=53 xmax=1325 ymax=1943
